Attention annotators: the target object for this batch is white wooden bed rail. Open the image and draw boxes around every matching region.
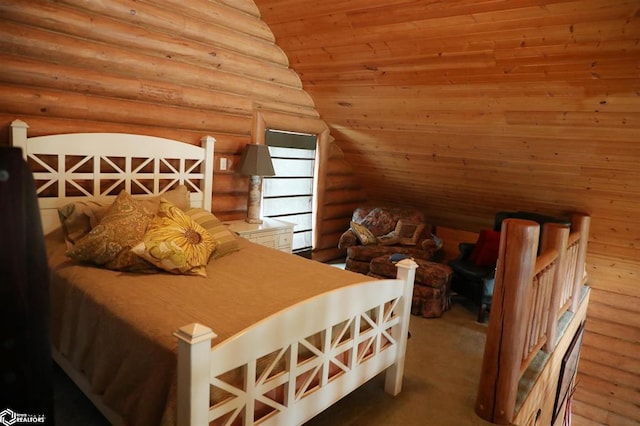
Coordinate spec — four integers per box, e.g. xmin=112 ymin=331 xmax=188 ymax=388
xmin=174 ymin=259 xmax=417 ymax=426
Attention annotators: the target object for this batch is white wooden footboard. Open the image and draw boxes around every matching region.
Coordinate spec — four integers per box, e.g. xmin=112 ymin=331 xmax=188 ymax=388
xmin=174 ymin=259 xmax=417 ymax=426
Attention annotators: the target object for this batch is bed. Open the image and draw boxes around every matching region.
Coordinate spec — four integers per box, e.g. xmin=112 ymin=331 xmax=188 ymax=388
xmin=10 ymin=119 xmax=418 ymax=426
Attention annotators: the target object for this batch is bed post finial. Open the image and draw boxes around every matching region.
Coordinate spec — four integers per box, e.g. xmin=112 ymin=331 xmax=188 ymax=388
xmin=200 ymin=135 xmax=215 ymax=211
xmin=10 ymin=119 xmax=29 ymax=159
xmin=174 ymin=323 xmax=217 ymax=426
xmin=384 ymin=258 xmax=417 ymax=396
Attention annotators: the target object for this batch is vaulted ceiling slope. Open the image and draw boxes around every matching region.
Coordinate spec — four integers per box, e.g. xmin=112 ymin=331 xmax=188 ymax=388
xmin=255 ymin=0 xmax=639 ymax=227
xmin=253 ymin=1 xmax=640 ymax=424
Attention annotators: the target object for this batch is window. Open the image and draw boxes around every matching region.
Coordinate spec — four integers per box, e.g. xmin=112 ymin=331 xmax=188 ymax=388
xmin=262 ymin=130 xmax=317 ymax=255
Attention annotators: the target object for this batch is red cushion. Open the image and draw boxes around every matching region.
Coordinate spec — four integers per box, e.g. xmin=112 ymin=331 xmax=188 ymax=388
xmin=469 ymin=230 xmax=487 ymax=264
xmin=470 ymin=229 xmax=501 ymax=267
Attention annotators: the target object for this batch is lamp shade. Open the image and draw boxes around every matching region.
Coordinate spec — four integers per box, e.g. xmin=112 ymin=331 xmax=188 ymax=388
xmin=237 ymin=144 xmax=275 ymax=176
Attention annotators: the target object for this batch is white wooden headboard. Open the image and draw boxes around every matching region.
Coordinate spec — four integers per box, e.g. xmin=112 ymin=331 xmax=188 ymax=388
xmin=10 ymin=119 xmax=215 ymax=234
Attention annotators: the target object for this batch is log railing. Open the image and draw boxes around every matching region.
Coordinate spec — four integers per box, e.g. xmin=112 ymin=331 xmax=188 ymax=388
xmin=559 ymin=233 xmax=580 ymax=315
xmin=521 ymin=250 xmax=556 ymax=373
xmin=475 ymin=213 xmax=590 ymax=424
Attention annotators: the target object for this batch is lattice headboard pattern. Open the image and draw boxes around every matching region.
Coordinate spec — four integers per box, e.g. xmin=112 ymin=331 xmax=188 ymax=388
xmin=10 ymin=119 xmax=215 ymax=234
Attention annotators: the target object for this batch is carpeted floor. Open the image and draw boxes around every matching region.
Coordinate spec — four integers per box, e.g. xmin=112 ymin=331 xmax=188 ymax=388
xmin=52 ymin=297 xmax=492 ymax=425
xmin=306 ymin=297 xmax=493 ymax=426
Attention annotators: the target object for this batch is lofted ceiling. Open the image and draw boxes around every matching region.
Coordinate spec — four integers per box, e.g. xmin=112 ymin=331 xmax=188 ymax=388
xmin=252 ymin=0 xmax=640 ymax=229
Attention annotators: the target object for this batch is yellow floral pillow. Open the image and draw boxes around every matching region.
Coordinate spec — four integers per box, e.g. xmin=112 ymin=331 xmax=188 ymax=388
xmin=132 ymin=199 xmax=217 ymax=277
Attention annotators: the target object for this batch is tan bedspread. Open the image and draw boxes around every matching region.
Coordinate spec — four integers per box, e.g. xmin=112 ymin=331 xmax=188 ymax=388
xmin=46 ymin=230 xmax=365 ymax=426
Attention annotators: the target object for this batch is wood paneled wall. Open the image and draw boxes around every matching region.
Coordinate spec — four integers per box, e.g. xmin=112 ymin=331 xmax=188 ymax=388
xmin=255 ymin=0 xmax=640 ymax=424
xmin=0 ymin=0 xmax=363 ymax=261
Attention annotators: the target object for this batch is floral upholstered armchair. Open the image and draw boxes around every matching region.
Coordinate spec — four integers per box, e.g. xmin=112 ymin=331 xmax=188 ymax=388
xmin=338 ymin=206 xmax=442 ymax=274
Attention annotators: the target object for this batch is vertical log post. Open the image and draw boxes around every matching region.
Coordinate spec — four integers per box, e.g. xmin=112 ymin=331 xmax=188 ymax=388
xmin=384 ymin=258 xmax=417 ymax=396
xmin=475 ymin=219 xmax=539 ymax=424
xmin=174 ymin=323 xmax=217 ymax=426
xmin=540 ymin=223 xmax=570 ymax=352
xmin=570 ymin=214 xmax=590 ymax=313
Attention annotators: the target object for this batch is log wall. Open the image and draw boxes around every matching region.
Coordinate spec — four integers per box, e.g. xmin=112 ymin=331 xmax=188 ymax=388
xmin=0 ymin=0 xmax=363 ymax=261
xmin=255 ymin=1 xmax=640 ymax=424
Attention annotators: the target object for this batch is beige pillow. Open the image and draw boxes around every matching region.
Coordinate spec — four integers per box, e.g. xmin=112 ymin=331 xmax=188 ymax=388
xmin=132 ymin=199 xmax=216 ymax=277
xmin=138 ymin=184 xmax=191 ymax=213
xmin=66 ymin=190 xmax=156 ymax=272
xmin=185 ymin=208 xmax=240 ymax=259
xmin=164 ymin=184 xmax=191 ymax=210
xmin=350 ymin=221 xmax=377 ymax=245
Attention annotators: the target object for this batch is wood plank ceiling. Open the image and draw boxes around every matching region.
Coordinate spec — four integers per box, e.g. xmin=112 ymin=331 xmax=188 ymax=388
xmin=253 ymin=0 xmax=640 ymax=424
xmin=255 ymin=0 xmax=639 ymax=227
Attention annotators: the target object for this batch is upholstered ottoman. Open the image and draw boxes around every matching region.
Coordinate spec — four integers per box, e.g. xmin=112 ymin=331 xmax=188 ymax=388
xmin=368 ymin=256 xmax=452 ymax=318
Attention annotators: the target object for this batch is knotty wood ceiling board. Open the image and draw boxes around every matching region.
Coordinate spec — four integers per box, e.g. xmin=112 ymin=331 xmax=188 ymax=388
xmin=254 ymin=0 xmax=639 ymax=223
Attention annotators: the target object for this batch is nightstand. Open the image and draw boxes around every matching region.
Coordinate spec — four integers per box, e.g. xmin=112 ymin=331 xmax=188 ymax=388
xmin=225 ymin=218 xmax=294 ymax=253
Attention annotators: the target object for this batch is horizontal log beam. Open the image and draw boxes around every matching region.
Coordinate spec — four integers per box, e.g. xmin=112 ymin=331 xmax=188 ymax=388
xmin=0 ymin=22 xmax=312 ymax=107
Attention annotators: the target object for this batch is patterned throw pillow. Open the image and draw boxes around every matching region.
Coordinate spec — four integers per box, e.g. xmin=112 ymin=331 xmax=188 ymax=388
xmin=185 ymin=208 xmax=240 ymax=259
xmin=57 ymin=185 xmax=191 ymax=248
xmin=131 ymin=199 xmax=217 ymax=277
xmin=57 ymin=200 xmax=109 ymax=248
xmin=360 ymin=207 xmax=397 ymax=237
xmin=66 ymin=190 xmax=156 ymax=272
xmin=350 ymin=221 xmax=377 ymax=245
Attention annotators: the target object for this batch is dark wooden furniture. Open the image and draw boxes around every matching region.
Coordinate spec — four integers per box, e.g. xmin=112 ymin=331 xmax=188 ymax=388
xmin=0 ymin=148 xmax=53 ymax=421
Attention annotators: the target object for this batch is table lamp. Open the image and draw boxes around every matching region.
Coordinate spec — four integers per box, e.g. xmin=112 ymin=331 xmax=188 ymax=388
xmin=237 ymin=143 xmax=275 ymax=223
